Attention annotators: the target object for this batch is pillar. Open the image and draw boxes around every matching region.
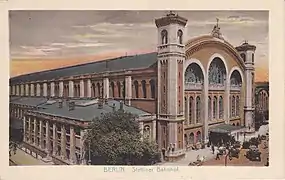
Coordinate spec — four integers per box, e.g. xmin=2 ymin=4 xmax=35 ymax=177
xmin=103 ymin=77 xmax=109 ymax=99
xmin=139 ymin=121 xmax=144 ymax=140
xmin=52 ymin=123 xmax=58 ymax=156
xmin=80 ymin=80 xmax=84 ymax=98
xmin=185 ymin=96 xmax=189 ymax=125
xmin=245 ymin=69 xmax=254 ymax=131
xmin=39 ymin=119 xmax=44 ymax=149
xmin=46 ymin=120 xmax=51 ymax=157
xmin=225 ymin=79 xmax=230 ymax=124
xmin=16 ymin=85 xmax=19 ymax=96
xmin=61 ymin=124 xmax=67 ymax=159
xmin=28 ymin=117 xmax=32 ymax=144
xmin=87 ymin=79 xmax=91 ymax=98
xmin=36 ymin=83 xmax=41 ymax=96
xmin=59 ymin=81 xmax=64 ymax=97
xmin=193 ymin=95 xmax=197 ymax=124
xmin=50 ymin=82 xmax=55 ymax=97
xmin=69 ymin=80 xmax=74 ymax=98
xmin=125 ymin=76 xmax=132 ymax=105
xmin=203 ymin=79 xmax=209 ymax=143
xmin=70 ymin=126 xmax=76 ymax=164
xmin=25 ymin=84 xmax=29 ymax=96
xmin=80 ymin=129 xmax=87 ymax=165
xmin=23 ymin=116 xmax=26 ymax=142
xmin=30 ymin=84 xmax=35 ymax=96
xmin=20 ymin=84 xmax=24 ymax=96
xmin=43 ymin=83 xmax=47 ymax=97
xmin=33 ymin=118 xmax=37 ymax=146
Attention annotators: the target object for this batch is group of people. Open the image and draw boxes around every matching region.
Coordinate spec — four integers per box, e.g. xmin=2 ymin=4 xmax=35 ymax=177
xmin=9 ymin=141 xmax=17 ymax=157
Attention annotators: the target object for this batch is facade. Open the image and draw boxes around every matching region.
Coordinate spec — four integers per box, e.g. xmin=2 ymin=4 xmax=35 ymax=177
xmin=9 ymin=12 xmax=257 ymax=163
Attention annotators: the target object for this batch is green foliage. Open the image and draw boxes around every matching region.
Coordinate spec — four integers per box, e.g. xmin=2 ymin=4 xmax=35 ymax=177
xmin=84 ymin=110 xmax=161 ymax=165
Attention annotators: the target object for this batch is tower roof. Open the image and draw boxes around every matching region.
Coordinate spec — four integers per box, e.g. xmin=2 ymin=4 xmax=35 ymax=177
xmin=155 ymin=11 xmax=188 ymax=28
xmin=235 ymin=41 xmax=256 ymax=51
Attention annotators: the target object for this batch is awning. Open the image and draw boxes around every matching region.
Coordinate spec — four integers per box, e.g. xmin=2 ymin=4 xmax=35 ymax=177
xmin=209 ymin=124 xmax=245 ymax=134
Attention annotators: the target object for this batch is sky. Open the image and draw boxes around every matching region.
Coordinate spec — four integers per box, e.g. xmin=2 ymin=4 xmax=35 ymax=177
xmin=9 ymin=10 xmax=269 ymax=81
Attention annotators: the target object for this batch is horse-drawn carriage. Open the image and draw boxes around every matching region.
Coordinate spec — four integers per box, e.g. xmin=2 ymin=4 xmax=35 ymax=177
xmin=245 ymin=145 xmax=261 ymax=161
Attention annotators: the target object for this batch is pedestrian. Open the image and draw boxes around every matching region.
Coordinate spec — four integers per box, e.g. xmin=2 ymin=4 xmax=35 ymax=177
xmin=215 ymin=151 xmax=220 ymax=160
xmin=211 ymin=145 xmax=215 ymax=154
xmin=13 ymin=143 xmax=17 ymax=155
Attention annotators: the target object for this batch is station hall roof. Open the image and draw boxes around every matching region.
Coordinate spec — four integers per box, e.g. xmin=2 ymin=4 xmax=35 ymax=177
xmin=10 ymin=52 xmax=158 ymax=84
xmin=209 ymin=124 xmax=244 ymax=133
xmin=10 ymin=97 xmax=152 ymax=122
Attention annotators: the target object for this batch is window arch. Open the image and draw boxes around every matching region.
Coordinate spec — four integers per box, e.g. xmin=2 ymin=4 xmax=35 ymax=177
xmin=134 ymin=80 xmax=139 ymax=98
xmin=141 ymin=80 xmax=147 ymax=98
xmin=219 ymin=96 xmax=223 ymax=119
xmin=117 ymin=82 xmax=121 ymax=98
xmin=196 ymin=131 xmax=202 ymax=143
xmin=110 ymin=82 xmax=115 ymax=97
xmin=208 ymin=57 xmax=226 ymax=85
xmin=161 ymin=29 xmax=168 ymax=44
xmin=150 ymin=79 xmax=155 ymax=99
xmin=177 ymin=29 xmax=183 ymax=44
xmin=189 ymin=96 xmax=194 ymax=124
xmin=143 ymin=125 xmax=151 ymax=139
xmin=208 ymin=96 xmax=212 ymax=120
xmin=185 ymin=63 xmax=204 ymax=84
xmin=196 ymin=96 xmax=201 ymax=123
xmin=213 ymin=96 xmax=217 ymax=119
xmin=189 ymin=132 xmax=194 ymax=144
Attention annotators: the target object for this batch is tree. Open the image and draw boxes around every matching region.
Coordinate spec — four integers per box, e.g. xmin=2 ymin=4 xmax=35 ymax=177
xmin=84 ymin=110 xmax=161 ymax=165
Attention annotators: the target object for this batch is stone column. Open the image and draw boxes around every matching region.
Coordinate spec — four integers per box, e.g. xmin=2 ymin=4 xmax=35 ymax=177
xmin=52 ymin=123 xmax=58 ymax=156
xmin=45 ymin=120 xmax=51 ymax=157
xmin=25 ymin=84 xmax=29 ymax=96
xmin=23 ymin=116 xmax=26 ymax=142
xmin=194 ymin=95 xmax=197 ymax=124
xmin=20 ymin=84 xmax=24 ymax=96
xmin=61 ymin=124 xmax=67 ymax=159
xmin=59 ymin=81 xmax=64 ymax=97
xmin=244 ymin=69 xmax=254 ymax=131
xmin=125 ymin=76 xmax=132 ymax=105
xmin=70 ymin=126 xmax=76 ymax=164
xmin=185 ymin=96 xmax=189 ymax=125
xmin=39 ymin=119 xmax=44 ymax=149
xmin=33 ymin=118 xmax=38 ymax=146
xmin=217 ymin=94 xmax=220 ymax=119
xmin=43 ymin=83 xmax=47 ymax=97
xmin=36 ymin=83 xmax=41 ymax=96
xmin=152 ymin=120 xmax=156 ymax=141
xmin=28 ymin=117 xmax=32 ymax=144
xmin=30 ymin=84 xmax=35 ymax=96
xmin=80 ymin=80 xmax=84 ymax=98
xmin=69 ymin=80 xmax=74 ymax=98
xmin=50 ymin=82 xmax=55 ymax=97
xmin=16 ymin=85 xmax=20 ymax=96
xmin=87 ymin=79 xmax=91 ymax=98
xmin=103 ymin=77 xmax=109 ymax=99
xmin=225 ymin=79 xmax=230 ymax=124
xmin=203 ymin=79 xmax=209 ymax=143
xmin=211 ymin=94 xmax=214 ymax=120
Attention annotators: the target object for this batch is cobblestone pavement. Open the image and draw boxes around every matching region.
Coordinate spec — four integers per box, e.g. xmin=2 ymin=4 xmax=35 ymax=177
xmin=9 ymin=147 xmax=51 ymax=166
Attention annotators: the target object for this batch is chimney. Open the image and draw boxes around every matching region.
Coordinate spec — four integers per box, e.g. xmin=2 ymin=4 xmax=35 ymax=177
xmin=69 ymin=101 xmax=75 ymax=111
xmin=119 ymin=101 xmax=124 ymax=111
xmin=112 ymin=103 xmax=116 ymax=112
xmin=58 ymin=99 xmax=63 ymax=108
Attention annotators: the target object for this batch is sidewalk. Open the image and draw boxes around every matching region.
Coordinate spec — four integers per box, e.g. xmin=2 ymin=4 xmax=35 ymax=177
xmin=9 ymin=147 xmax=52 ymax=166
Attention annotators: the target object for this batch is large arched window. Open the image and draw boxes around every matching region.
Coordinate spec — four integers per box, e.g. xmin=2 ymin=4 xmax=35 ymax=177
xmin=208 ymin=96 xmax=212 ymax=120
xmin=208 ymin=57 xmax=226 ymax=85
xmin=232 ymin=96 xmax=235 ymax=117
xmin=134 ymin=80 xmax=139 ymax=98
xmin=161 ymin=29 xmax=168 ymax=44
xmin=177 ymin=29 xmax=183 ymax=44
xmin=236 ymin=96 xmax=240 ymax=116
xmin=141 ymin=80 xmax=147 ymax=98
xmin=213 ymin=96 xmax=217 ymax=119
xmin=185 ymin=63 xmax=204 ymax=84
xmin=230 ymin=70 xmax=242 ymax=91
xmin=150 ymin=79 xmax=155 ymax=99
xmin=196 ymin=131 xmax=202 ymax=143
xmin=196 ymin=96 xmax=201 ymax=123
xmin=189 ymin=96 xmax=194 ymax=124
xmin=219 ymin=96 xmax=223 ymax=119
xmin=110 ymin=82 xmax=115 ymax=97
xmin=117 ymin=82 xmax=121 ymax=98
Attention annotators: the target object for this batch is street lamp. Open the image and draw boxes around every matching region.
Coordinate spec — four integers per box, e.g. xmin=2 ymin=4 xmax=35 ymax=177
xmin=88 ymin=142 xmax=91 ymax=165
